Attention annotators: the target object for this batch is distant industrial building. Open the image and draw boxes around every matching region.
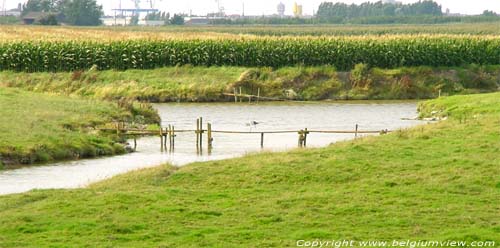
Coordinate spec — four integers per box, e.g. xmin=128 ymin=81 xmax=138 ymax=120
xmin=382 ymin=0 xmax=402 ymax=4
xmin=293 ymin=2 xmax=303 ymax=17
xmin=0 ymin=3 xmax=22 ymax=17
xmin=277 ymin=2 xmax=285 ymax=17
xmin=0 ymin=9 xmax=21 ymax=17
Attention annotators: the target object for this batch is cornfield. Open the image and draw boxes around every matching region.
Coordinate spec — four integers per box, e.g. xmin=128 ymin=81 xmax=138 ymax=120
xmin=1 ymin=35 xmax=499 ymax=72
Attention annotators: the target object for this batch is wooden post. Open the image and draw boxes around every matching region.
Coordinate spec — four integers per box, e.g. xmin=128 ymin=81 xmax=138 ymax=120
xmin=303 ymin=128 xmax=308 ymax=147
xmin=298 ymin=130 xmax=304 ymax=147
xmin=257 ymin=88 xmax=261 ymax=103
xmin=133 ymin=136 xmax=137 ymax=151
xmin=260 ymin=132 xmax=264 ymax=148
xmin=171 ymin=126 xmax=175 ymax=150
xmin=168 ymin=125 xmax=172 ymax=149
xmin=196 ymin=118 xmax=200 ymax=149
xmin=438 ymin=89 xmax=442 ymax=98
xmin=355 ymin=124 xmax=359 ymax=139
xmin=233 ymin=88 xmax=238 ymax=102
xmin=160 ymin=127 xmax=164 ymax=151
xmin=199 ymin=117 xmax=203 ymax=150
xmin=163 ymin=128 xmax=167 ymax=150
xmin=239 ymin=87 xmax=242 ymax=103
xmin=207 ymin=123 xmax=213 ymax=150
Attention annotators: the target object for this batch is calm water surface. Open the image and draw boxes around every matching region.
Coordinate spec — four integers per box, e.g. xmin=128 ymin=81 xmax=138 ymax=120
xmin=0 ymin=102 xmax=423 ymax=195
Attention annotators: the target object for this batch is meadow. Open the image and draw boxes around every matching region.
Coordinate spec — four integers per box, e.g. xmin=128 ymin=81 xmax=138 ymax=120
xmin=0 ymin=88 xmax=158 ymax=167
xmin=0 ymin=92 xmax=498 ymax=247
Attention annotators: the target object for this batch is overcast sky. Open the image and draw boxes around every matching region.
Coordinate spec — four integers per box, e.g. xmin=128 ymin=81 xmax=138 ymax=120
xmin=4 ymin=0 xmax=500 ymax=16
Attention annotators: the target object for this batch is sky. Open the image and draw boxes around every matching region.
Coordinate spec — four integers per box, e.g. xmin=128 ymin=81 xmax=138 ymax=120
xmin=3 ymin=0 xmax=500 ymax=16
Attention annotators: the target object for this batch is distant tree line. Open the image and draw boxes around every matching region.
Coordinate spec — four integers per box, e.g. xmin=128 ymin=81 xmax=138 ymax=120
xmin=145 ymin=12 xmax=170 ymax=21
xmin=317 ymin=0 xmax=442 ymax=21
xmin=21 ymin=0 xmax=103 ymax=26
xmin=215 ymin=0 xmax=499 ymax=25
xmin=142 ymin=12 xmax=184 ymax=25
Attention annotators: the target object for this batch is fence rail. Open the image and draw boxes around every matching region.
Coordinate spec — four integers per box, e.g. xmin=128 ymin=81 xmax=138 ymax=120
xmin=100 ymin=118 xmax=390 ymax=152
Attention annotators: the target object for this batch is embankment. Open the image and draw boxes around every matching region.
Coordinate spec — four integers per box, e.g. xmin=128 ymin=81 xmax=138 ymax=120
xmin=0 ymin=88 xmax=158 ymax=168
xmin=0 ymin=65 xmax=499 ymax=102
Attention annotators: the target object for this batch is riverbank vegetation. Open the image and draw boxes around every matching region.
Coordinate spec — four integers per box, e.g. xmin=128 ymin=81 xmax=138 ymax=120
xmin=0 ymin=88 xmax=158 ymax=168
xmin=1 ymin=65 xmax=498 ymax=102
xmin=0 ymin=92 xmax=498 ymax=246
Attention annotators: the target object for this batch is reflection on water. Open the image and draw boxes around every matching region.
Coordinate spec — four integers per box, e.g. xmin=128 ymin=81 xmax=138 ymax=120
xmin=0 ymin=102 xmax=423 ymax=195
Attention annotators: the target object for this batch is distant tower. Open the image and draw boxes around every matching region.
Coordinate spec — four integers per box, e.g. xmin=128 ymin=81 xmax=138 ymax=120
xmin=277 ymin=2 xmax=285 ymax=17
xmin=293 ymin=2 xmax=303 ymax=17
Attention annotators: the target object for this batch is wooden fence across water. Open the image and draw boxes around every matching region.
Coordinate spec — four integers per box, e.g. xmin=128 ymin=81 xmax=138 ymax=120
xmin=101 ymin=118 xmax=390 ymax=152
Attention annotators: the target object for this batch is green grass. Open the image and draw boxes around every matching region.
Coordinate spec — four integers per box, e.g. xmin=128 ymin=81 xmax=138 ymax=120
xmin=0 ymin=88 xmax=136 ymax=166
xmin=1 ymin=65 xmax=499 ymax=102
xmin=0 ymin=93 xmax=498 ymax=247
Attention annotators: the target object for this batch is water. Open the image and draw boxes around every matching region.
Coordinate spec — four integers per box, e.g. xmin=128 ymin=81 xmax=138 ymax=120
xmin=0 ymin=101 xmax=423 ymax=195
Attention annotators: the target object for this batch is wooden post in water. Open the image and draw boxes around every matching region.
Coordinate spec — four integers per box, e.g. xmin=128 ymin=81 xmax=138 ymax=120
xmin=303 ymin=128 xmax=308 ymax=147
xmin=171 ymin=125 xmax=175 ymax=150
xmin=239 ymin=87 xmax=243 ymax=103
xmin=160 ymin=127 xmax=164 ymax=151
xmin=233 ymin=88 xmax=238 ymax=102
xmin=196 ymin=118 xmax=200 ymax=149
xmin=260 ymin=132 xmax=264 ymax=148
xmin=355 ymin=124 xmax=359 ymax=139
xmin=133 ymin=137 xmax=137 ymax=151
xmin=298 ymin=130 xmax=304 ymax=147
xmin=207 ymin=123 xmax=213 ymax=151
xmin=163 ymin=128 xmax=168 ymax=150
xmin=257 ymin=88 xmax=261 ymax=103
xmin=199 ymin=117 xmax=203 ymax=150
xmin=168 ymin=125 xmax=172 ymax=150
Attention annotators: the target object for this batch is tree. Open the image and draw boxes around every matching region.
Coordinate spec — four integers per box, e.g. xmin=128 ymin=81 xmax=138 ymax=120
xmin=21 ymin=0 xmax=103 ymax=26
xmin=170 ymin=14 xmax=184 ymax=25
xmin=38 ymin=14 xmax=59 ymax=25
xmin=22 ymin=0 xmax=56 ymax=16
xmin=59 ymin=0 xmax=103 ymax=26
xmin=482 ymin=10 xmax=498 ymax=16
xmin=129 ymin=15 xmax=139 ymax=25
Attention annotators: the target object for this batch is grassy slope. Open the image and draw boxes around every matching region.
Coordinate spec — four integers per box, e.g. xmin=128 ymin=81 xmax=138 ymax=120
xmin=0 ymin=93 xmax=499 ymax=247
xmin=0 ymin=65 xmax=499 ymax=102
xmin=0 ymin=88 xmax=131 ymax=166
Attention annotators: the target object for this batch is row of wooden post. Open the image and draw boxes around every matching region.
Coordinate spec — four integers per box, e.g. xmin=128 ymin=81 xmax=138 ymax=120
xmin=160 ymin=125 xmax=176 ymax=151
xmin=298 ymin=128 xmax=309 ymax=147
xmin=156 ymin=121 xmax=368 ymax=151
xmin=233 ymin=87 xmax=261 ymax=103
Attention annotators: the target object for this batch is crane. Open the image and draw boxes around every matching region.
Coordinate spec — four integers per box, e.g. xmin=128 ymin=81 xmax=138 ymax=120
xmin=132 ymin=0 xmax=162 ymax=10
xmin=1 ymin=0 xmax=6 ymax=15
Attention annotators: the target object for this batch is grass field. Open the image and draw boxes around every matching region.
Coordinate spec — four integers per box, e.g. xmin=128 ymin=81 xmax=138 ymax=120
xmin=0 ymin=88 xmax=155 ymax=167
xmin=1 ymin=65 xmax=498 ymax=102
xmin=0 ymin=93 xmax=498 ymax=247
